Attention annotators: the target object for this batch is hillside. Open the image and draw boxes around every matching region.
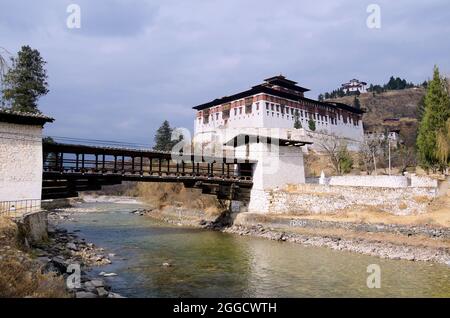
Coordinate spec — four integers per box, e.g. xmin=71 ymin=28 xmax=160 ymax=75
xmin=328 ymin=87 xmax=427 ymax=146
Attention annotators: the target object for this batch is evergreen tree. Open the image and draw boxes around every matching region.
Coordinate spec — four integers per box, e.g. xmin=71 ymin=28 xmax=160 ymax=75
xmin=308 ymin=118 xmax=316 ymax=131
xmin=436 ymin=118 xmax=450 ymax=166
xmin=294 ymin=110 xmax=302 ymax=129
xmin=338 ymin=146 xmax=353 ymax=174
xmin=417 ymin=66 xmax=450 ymax=170
xmin=154 ymin=120 xmax=175 ymax=151
xmin=318 ymin=94 xmax=324 ymax=101
xmin=2 ymin=46 xmax=49 ymax=113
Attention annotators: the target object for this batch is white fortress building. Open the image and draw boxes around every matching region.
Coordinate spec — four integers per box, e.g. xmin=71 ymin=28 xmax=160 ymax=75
xmin=191 ymin=76 xmax=365 ymax=211
xmin=193 ymin=75 xmax=364 ymax=148
xmin=341 ymin=78 xmax=367 ymax=94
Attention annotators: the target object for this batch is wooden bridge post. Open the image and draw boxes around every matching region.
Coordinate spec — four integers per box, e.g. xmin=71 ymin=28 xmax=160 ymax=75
xmin=59 ymin=153 xmax=64 ymax=172
xmin=75 ymin=154 xmax=79 ymax=172
xmin=102 ymin=154 xmax=106 ymax=173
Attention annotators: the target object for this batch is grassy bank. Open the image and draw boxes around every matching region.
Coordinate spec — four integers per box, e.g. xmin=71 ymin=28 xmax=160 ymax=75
xmin=0 ymin=217 xmax=68 ymax=298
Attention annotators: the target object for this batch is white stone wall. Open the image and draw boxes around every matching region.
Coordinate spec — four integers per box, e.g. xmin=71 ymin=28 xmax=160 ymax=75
xmin=0 ymin=122 xmax=43 ymax=205
xmin=328 ymin=175 xmax=409 ymax=188
xmin=236 ymin=141 xmax=305 ymax=191
xmin=410 ymin=175 xmax=439 ymax=188
xmin=247 ymin=184 xmax=437 ymax=216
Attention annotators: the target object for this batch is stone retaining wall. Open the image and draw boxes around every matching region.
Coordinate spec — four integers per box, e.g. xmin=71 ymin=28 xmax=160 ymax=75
xmin=15 ymin=210 xmax=48 ymax=244
xmin=248 ymin=184 xmax=437 ymax=215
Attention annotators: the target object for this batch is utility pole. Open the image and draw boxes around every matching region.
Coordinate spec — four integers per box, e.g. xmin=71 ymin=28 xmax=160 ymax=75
xmin=388 ymin=138 xmax=391 ymax=175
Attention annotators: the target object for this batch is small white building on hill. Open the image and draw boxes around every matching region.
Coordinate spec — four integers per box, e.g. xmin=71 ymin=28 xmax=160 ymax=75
xmin=341 ymin=79 xmax=367 ymax=94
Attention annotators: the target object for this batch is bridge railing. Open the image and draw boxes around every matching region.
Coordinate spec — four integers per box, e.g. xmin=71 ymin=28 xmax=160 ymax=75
xmin=43 ymin=142 xmax=254 ymax=182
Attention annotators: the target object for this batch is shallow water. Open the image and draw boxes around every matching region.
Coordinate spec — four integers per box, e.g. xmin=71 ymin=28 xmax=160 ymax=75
xmin=59 ymin=201 xmax=450 ymax=298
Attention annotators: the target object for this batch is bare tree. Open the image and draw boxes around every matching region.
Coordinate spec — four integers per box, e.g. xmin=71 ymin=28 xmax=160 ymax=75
xmin=358 ymin=138 xmax=383 ymax=174
xmin=316 ymin=134 xmax=353 ymax=175
xmin=0 ymin=47 xmax=11 ymax=106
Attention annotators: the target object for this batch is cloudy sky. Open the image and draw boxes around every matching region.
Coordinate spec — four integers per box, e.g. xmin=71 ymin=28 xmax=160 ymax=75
xmin=1 ymin=0 xmax=449 ymax=145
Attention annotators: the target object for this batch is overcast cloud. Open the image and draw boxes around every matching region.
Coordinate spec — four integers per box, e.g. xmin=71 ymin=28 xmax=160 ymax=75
xmin=1 ymin=0 xmax=449 ymax=145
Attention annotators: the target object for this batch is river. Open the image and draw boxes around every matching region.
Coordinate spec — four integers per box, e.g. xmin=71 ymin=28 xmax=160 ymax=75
xmin=57 ymin=200 xmax=450 ymax=297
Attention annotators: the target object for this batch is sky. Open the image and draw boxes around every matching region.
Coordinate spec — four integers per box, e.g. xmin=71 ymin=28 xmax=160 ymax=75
xmin=1 ymin=0 xmax=449 ymax=146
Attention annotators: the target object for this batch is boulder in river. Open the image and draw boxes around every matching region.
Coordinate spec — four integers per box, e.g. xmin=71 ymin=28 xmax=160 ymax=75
xmin=76 ymin=291 xmax=97 ymax=298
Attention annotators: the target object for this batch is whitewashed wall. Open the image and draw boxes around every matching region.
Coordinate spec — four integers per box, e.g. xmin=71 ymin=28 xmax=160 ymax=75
xmin=247 ymin=184 xmax=437 ymax=216
xmin=0 ymin=122 xmax=43 ymax=203
xmin=328 ymin=175 xmax=409 ymax=188
xmin=410 ymin=175 xmax=439 ymax=188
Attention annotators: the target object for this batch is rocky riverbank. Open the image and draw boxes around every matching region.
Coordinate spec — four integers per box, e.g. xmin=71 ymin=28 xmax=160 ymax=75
xmin=29 ymin=210 xmax=125 ymax=298
xmin=224 ymin=224 xmax=450 ymax=265
xmin=141 ymin=208 xmax=450 ymax=266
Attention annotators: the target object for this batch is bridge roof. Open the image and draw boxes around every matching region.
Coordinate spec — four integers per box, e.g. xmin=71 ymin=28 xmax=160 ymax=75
xmin=0 ymin=108 xmax=54 ymax=126
xmin=43 ymin=142 xmax=257 ymax=164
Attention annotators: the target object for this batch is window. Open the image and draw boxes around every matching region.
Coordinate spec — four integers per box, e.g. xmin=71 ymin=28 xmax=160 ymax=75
xmin=234 ymin=108 xmax=237 ymax=116
xmin=256 ymin=102 xmax=259 ymax=111
xmin=271 ymin=104 xmax=274 ymax=111
xmin=291 ymin=108 xmax=294 ymax=115
xmin=216 ymin=113 xmax=219 ymax=120
xmin=239 ymin=107 xmax=243 ymax=115
xmin=266 ymin=102 xmax=269 ymax=110
xmin=276 ymin=105 xmax=280 ymax=112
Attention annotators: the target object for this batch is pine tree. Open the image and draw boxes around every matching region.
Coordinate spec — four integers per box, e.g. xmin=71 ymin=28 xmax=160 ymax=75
xmin=308 ymin=119 xmax=316 ymax=131
xmin=2 ymin=46 xmax=49 ymax=113
xmin=154 ymin=120 xmax=174 ymax=151
xmin=294 ymin=110 xmax=302 ymax=129
xmin=436 ymin=118 xmax=450 ymax=166
xmin=417 ymin=66 xmax=450 ymax=170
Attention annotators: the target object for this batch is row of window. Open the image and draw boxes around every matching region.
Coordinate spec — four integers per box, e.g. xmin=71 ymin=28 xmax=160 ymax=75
xmin=199 ymin=102 xmax=360 ymax=126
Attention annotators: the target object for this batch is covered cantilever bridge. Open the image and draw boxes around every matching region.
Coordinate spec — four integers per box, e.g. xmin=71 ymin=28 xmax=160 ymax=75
xmin=42 ymin=142 xmax=255 ymax=201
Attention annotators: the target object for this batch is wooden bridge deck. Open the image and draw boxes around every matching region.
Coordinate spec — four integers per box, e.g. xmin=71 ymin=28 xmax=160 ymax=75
xmin=42 ymin=142 xmax=255 ymax=200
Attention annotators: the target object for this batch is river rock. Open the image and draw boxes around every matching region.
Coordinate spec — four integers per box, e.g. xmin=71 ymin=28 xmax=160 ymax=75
xmin=108 ymin=292 xmax=126 ymax=298
xmin=96 ymin=287 xmax=109 ymax=297
xmin=103 ymin=272 xmax=118 ymax=277
xmin=66 ymin=242 xmax=78 ymax=251
xmin=51 ymin=256 xmax=68 ymax=273
xmin=76 ymin=291 xmax=97 ymax=298
xmin=91 ymin=280 xmax=104 ymax=288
